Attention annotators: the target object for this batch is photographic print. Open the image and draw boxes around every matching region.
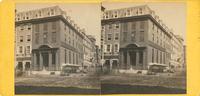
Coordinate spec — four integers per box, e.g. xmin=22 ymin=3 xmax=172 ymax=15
xmin=100 ymin=2 xmax=186 ymax=94
xmin=14 ymin=2 xmax=186 ymax=95
xmin=14 ymin=3 xmax=101 ymax=94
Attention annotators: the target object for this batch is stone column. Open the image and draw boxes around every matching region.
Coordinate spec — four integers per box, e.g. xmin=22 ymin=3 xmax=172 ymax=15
xmin=22 ymin=62 xmax=25 ymax=71
xmin=143 ymin=51 xmax=146 ymax=69
xmin=127 ymin=51 xmax=130 ymax=69
xmin=110 ymin=59 xmax=113 ymax=70
xmin=33 ymin=53 xmax=36 ymax=71
xmin=136 ymin=51 xmax=139 ymax=69
xmin=55 ymin=51 xmax=59 ymax=71
xmin=39 ymin=52 xmax=43 ymax=71
xmin=49 ymin=52 xmax=52 ymax=71
xmin=120 ymin=52 xmax=124 ymax=69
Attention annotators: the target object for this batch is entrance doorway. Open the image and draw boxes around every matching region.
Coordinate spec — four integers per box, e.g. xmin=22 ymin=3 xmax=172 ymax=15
xmin=42 ymin=52 xmax=49 ymax=70
xmin=25 ymin=62 xmax=30 ymax=71
xmin=129 ymin=51 xmax=136 ymax=66
xmin=17 ymin=62 xmax=23 ymax=71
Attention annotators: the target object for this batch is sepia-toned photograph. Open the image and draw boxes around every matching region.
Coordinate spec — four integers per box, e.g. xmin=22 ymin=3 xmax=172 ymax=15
xmin=100 ymin=2 xmax=186 ymax=94
xmin=14 ymin=3 xmax=101 ymax=94
xmin=14 ymin=2 xmax=186 ymax=95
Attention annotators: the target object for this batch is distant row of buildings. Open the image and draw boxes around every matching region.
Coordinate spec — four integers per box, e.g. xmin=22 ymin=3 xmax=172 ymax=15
xmin=101 ymin=5 xmax=185 ymax=72
xmin=15 ymin=6 xmax=100 ymax=74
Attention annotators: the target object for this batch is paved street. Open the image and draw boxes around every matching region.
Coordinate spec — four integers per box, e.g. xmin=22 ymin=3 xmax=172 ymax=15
xmin=15 ymin=74 xmax=100 ymax=94
xmin=101 ymin=72 xmax=186 ymax=94
xmin=15 ymin=71 xmax=186 ymax=94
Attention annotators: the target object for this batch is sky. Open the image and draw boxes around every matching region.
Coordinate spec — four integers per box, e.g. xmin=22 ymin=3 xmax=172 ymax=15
xmin=16 ymin=2 xmax=186 ymax=45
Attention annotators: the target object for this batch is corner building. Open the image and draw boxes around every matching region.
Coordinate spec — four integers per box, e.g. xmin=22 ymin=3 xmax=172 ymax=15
xmin=16 ymin=6 xmax=85 ymax=73
xmin=101 ymin=5 xmax=172 ymax=70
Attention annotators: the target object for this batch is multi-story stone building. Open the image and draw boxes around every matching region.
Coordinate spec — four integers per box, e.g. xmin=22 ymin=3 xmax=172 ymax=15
xmin=101 ymin=5 xmax=173 ymax=72
xmin=171 ymin=32 xmax=184 ymax=71
xmin=15 ymin=6 xmax=96 ymax=74
xmin=15 ymin=17 xmax=32 ymax=71
xmin=82 ymin=31 xmax=96 ymax=70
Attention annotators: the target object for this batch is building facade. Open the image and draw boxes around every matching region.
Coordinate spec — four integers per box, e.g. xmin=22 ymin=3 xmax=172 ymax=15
xmin=82 ymin=31 xmax=97 ymax=70
xmin=171 ymin=32 xmax=184 ymax=71
xmin=15 ymin=19 xmax=32 ymax=71
xmin=101 ymin=5 xmax=173 ymax=71
xmin=15 ymin=6 xmax=96 ymax=74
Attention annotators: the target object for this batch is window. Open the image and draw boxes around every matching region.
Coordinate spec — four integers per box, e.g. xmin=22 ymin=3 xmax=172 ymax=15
xmin=140 ymin=31 xmax=144 ymax=41
xmin=123 ymin=32 xmax=127 ymax=42
xmin=25 ymin=62 xmax=30 ymax=71
xmin=114 ymin=33 xmax=119 ymax=40
xmin=52 ymin=32 xmax=56 ymax=43
xmin=105 ymin=13 xmax=109 ymax=19
xmin=114 ymin=44 xmax=118 ymax=52
xmin=131 ymin=22 xmax=136 ymax=30
xmin=131 ymin=31 xmax=135 ymax=41
xmin=26 ymin=16 xmax=29 ymax=19
xmin=107 ymin=34 xmax=112 ymax=40
xmin=26 ymin=46 xmax=30 ymax=54
xmin=109 ymin=24 xmax=112 ymax=29
xmin=20 ymin=36 xmax=23 ymax=42
xmin=136 ymin=10 xmax=139 ymax=15
xmin=19 ymin=46 xmax=23 ymax=53
xmin=20 ymin=25 xmax=24 ymax=31
xmin=140 ymin=21 xmax=145 ymax=29
xmin=43 ymin=23 xmax=48 ymax=31
xmin=51 ymin=9 xmax=54 ymax=15
xmin=123 ymin=23 xmax=128 ymax=31
xmin=114 ymin=11 xmax=118 ymax=18
xmin=17 ymin=62 xmax=23 ymax=70
xmin=139 ymin=8 xmax=143 ymax=14
xmin=27 ymin=35 xmax=31 ymax=42
xmin=27 ymin=24 xmax=31 ymax=30
xmin=35 ymin=14 xmax=38 ymax=18
xmin=127 ymin=9 xmax=131 ymax=15
xmin=102 ymin=26 xmax=105 ymax=30
xmin=115 ymin=23 xmax=119 ymax=28
xmin=35 ymin=24 xmax=39 ymax=32
xmin=43 ymin=33 xmax=48 ymax=43
xmin=152 ymin=23 xmax=154 ymax=30
xmin=52 ymin=22 xmax=56 ymax=29
xmin=106 ymin=44 xmax=111 ymax=52
xmin=35 ymin=33 xmax=39 ymax=44
xmin=39 ymin=11 xmax=42 ymax=17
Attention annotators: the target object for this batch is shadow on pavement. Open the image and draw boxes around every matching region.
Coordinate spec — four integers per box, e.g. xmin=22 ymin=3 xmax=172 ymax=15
xmin=15 ymin=85 xmax=100 ymax=95
xmin=101 ymin=83 xmax=186 ymax=94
